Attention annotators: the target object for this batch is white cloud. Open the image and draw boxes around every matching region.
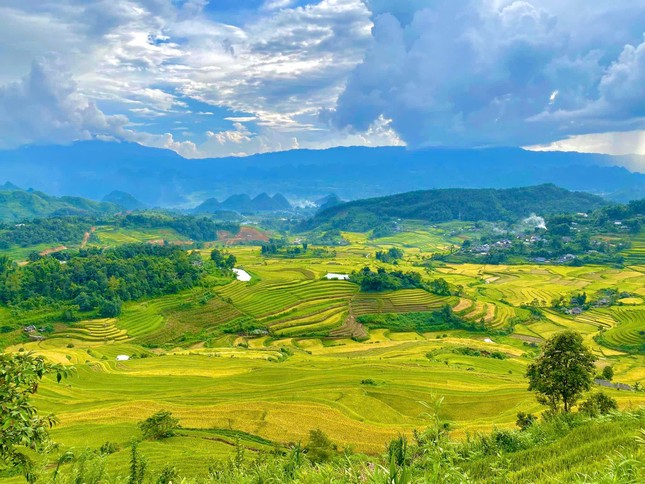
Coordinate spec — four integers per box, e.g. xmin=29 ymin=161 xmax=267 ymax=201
xmin=0 ymin=58 xmax=129 ymax=147
xmin=0 ymin=0 xmax=401 ymax=156
xmin=526 ymin=130 xmax=645 ymax=157
xmin=263 ymin=0 xmax=297 ymax=11
xmin=1 ymin=0 xmax=641 ymax=157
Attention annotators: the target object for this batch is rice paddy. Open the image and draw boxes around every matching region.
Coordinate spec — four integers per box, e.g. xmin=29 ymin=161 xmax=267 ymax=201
xmin=2 ymin=225 xmax=644 ymax=479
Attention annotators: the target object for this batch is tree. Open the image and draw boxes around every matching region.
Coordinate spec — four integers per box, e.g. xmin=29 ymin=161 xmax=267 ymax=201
xmin=429 ymin=277 xmax=451 ymax=296
xmin=601 ymin=365 xmax=614 ymax=381
xmin=305 ymin=429 xmax=337 ymax=463
xmin=99 ymin=299 xmax=122 ymax=318
xmin=210 ymin=248 xmax=236 ymax=269
xmin=0 ymin=352 xmax=72 ymax=481
xmin=138 ymin=410 xmax=180 ymax=440
xmin=526 ymin=331 xmax=596 ymax=412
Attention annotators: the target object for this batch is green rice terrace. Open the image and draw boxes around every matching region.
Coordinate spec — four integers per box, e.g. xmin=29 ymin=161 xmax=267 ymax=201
xmin=1 ymin=211 xmax=644 ymax=482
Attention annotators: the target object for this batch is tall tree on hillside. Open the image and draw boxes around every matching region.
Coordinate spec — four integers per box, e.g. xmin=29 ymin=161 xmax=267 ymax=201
xmin=526 ymin=331 xmax=596 ymax=412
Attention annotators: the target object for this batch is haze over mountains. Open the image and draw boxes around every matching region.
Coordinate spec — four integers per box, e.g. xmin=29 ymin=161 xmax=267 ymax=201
xmin=1 ymin=141 xmax=644 ymax=207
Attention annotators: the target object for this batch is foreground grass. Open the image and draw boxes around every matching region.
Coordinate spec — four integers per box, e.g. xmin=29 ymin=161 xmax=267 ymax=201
xmin=5 ymin=409 xmax=643 ymax=483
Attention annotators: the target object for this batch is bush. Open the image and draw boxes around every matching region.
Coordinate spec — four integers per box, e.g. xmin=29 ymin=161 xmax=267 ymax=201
xmin=306 ymin=429 xmax=337 ymax=463
xmin=156 ymin=466 xmax=179 ymax=484
xmin=601 ymin=365 xmax=614 ymax=381
xmin=516 ymin=411 xmax=537 ymax=431
xmin=138 ymin=410 xmax=180 ymax=440
xmin=99 ymin=441 xmax=119 ymax=455
xmin=491 ymin=428 xmax=523 ymax=453
xmin=579 ymin=392 xmax=618 ymax=417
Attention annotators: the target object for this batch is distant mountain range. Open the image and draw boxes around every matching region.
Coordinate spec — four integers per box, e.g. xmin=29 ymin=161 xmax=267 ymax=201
xmin=194 ymin=193 xmax=292 ymax=213
xmin=0 ymin=141 xmax=644 ymax=206
xmin=306 ymin=184 xmax=609 ymax=231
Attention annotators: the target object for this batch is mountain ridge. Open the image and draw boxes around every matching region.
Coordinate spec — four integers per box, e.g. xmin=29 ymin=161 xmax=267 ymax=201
xmin=306 ymin=184 xmax=610 ymax=231
xmin=1 ymin=141 xmax=644 ymax=205
xmin=0 ymin=186 xmax=121 ymax=223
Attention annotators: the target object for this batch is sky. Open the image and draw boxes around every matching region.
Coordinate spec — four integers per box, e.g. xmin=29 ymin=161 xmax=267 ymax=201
xmin=0 ymin=0 xmax=643 ymax=158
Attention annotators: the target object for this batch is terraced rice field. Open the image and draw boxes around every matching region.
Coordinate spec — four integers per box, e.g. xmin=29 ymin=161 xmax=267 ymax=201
xmin=93 ymin=226 xmax=188 ymax=246
xmin=621 ymin=232 xmax=645 ymax=266
xmin=53 ymin=318 xmax=130 ymax=343
xmin=600 ymin=306 xmax=645 ymax=352
xmin=351 ymin=289 xmax=450 ymax=316
xmin=3 ymin=225 xmax=645 ymax=480
xmin=215 ymin=279 xmax=358 ymax=336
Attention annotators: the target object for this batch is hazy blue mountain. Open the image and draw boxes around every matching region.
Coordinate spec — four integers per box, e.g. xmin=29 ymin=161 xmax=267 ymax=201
xmin=0 ymin=181 xmax=22 ymax=191
xmin=307 ymin=184 xmax=609 ymax=231
xmin=102 ymin=190 xmax=147 ymax=211
xmin=194 ymin=192 xmax=292 ymax=213
xmin=193 ymin=198 xmax=222 ymax=214
xmin=220 ymin=194 xmax=253 ymax=212
xmin=270 ymin=193 xmax=292 ymax=210
xmin=0 ymin=141 xmax=643 ymax=206
xmin=316 ymin=194 xmax=342 ymax=212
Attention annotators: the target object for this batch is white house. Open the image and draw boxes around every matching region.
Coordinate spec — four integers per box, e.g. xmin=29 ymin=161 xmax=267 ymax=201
xmin=325 ymin=273 xmax=350 ymax=280
xmin=116 ymin=355 xmax=130 ymax=361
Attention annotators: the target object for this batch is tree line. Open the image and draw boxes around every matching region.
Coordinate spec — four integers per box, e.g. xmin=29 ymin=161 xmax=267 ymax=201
xmin=0 ymin=244 xmax=230 ymax=318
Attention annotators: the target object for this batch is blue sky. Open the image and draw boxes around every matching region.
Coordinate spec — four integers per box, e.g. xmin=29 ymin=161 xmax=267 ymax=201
xmin=0 ymin=0 xmax=643 ymax=158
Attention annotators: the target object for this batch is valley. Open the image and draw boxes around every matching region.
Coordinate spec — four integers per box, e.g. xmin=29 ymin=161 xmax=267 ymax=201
xmin=0 ymin=190 xmax=643 ymax=480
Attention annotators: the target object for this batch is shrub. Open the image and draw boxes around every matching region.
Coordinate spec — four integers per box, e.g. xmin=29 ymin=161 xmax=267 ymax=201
xmin=491 ymin=428 xmax=523 ymax=453
xmin=306 ymin=429 xmax=337 ymax=463
xmin=138 ymin=410 xmax=180 ymax=440
xmin=99 ymin=441 xmax=119 ymax=455
xmin=156 ymin=466 xmax=179 ymax=484
xmin=516 ymin=412 xmax=537 ymax=431
xmin=579 ymin=392 xmax=618 ymax=417
xmin=601 ymin=365 xmax=614 ymax=381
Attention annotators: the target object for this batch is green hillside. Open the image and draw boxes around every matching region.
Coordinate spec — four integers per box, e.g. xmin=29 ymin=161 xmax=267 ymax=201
xmin=309 ymin=184 xmax=608 ymax=231
xmin=0 ymin=187 xmax=120 ymax=222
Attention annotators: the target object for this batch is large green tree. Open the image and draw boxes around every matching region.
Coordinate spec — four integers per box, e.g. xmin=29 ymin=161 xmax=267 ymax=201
xmin=526 ymin=331 xmax=596 ymax=412
xmin=0 ymin=352 xmax=72 ymax=480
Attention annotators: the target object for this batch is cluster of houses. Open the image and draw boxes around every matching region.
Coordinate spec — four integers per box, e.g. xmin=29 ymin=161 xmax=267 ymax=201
xmin=533 ymin=254 xmax=578 ymax=264
xmin=23 ymin=325 xmax=45 ymax=341
xmin=469 ymin=239 xmax=513 ymax=255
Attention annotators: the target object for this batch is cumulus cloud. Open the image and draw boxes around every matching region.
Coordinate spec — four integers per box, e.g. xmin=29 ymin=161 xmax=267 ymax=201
xmin=0 ymin=57 xmax=199 ymax=158
xmin=0 ymin=0 xmax=396 ymax=157
xmin=0 ymin=0 xmax=642 ymax=157
xmin=0 ymin=58 xmax=128 ymax=147
xmin=330 ymin=0 xmax=645 ymax=148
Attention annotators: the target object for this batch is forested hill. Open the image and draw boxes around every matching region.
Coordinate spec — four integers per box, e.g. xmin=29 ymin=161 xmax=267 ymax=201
xmin=306 ymin=184 xmax=608 ymax=231
xmin=0 ymin=186 xmax=120 ymax=222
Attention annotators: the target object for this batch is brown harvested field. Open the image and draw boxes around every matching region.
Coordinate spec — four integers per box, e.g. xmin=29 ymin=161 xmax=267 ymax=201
xmin=218 ymin=226 xmax=270 ymax=244
xmin=453 ymin=298 xmax=473 ymax=312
